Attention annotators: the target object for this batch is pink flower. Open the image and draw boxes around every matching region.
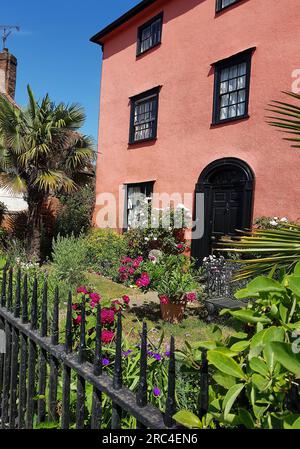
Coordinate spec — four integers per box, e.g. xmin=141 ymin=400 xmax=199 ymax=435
xmin=111 ymin=299 xmax=122 ymax=312
xmin=186 ymin=292 xmax=197 ymax=302
xmin=72 ymin=304 xmax=79 ymax=311
xmin=77 ymin=286 xmax=88 ymax=295
xmin=101 ymin=308 xmax=115 ymax=325
xmin=177 ymin=244 xmax=184 ymax=252
xmin=136 ymin=272 xmax=150 ymax=288
xmin=89 ymin=292 xmax=101 ymax=308
xmin=101 ymin=329 xmax=115 ymax=344
xmin=128 ymin=268 xmax=135 ymax=275
xmin=119 ymin=266 xmax=127 ymax=273
xmin=160 ymin=295 xmax=170 ymax=305
xmin=122 ymin=295 xmax=130 ymax=305
xmin=73 ymin=315 xmax=82 ymax=326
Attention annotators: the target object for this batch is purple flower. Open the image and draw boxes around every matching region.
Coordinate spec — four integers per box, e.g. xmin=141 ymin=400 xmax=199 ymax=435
xmin=122 ymin=350 xmax=133 ymax=357
xmin=102 ymin=358 xmax=110 ymax=366
xmin=165 ymin=351 xmax=171 ymax=358
xmin=153 ymin=353 xmax=162 ymax=361
xmin=153 ymin=387 xmax=161 ymax=397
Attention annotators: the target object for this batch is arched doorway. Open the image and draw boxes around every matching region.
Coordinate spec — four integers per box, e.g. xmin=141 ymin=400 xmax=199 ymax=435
xmin=192 ymin=157 xmax=254 ymax=263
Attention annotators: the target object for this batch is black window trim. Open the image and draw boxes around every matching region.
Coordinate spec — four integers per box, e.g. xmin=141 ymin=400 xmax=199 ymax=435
xmin=216 ymin=0 xmax=242 ymax=13
xmin=212 ymin=48 xmax=254 ymax=126
xmin=136 ymin=11 xmax=164 ymax=57
xmin=129 ymin=86 xmax=161 ymax=145
xmin=124 ymin=181 xmax=155 ymax=230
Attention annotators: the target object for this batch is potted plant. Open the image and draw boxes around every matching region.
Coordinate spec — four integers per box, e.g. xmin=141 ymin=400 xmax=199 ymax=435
xmin=135 ymin=254 xmax=201 ymax=324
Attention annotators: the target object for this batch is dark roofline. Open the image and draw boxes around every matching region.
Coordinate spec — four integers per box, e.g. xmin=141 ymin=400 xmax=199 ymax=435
xmin=90 ymin=0 xmax=159 ymax=46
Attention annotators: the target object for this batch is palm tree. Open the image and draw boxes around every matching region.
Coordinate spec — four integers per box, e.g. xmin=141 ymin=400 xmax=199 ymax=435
xmin=219 ymin=91 xmax=300 ymax=279
xmin=0 ymin=86 xmax=95 ymax=260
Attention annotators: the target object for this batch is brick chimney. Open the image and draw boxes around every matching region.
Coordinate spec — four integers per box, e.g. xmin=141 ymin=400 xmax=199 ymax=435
xmin=0 ymin=49 xmax=17 ymax=99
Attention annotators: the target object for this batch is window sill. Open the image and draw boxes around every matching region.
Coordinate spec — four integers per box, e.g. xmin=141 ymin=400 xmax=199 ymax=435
xmin=136 ymin=41 xmax=162 ymax=58
xmin=128 ymin=137 xmax=157 ymax=147
xmin=210 ymin=114 xmax=249 ymax=127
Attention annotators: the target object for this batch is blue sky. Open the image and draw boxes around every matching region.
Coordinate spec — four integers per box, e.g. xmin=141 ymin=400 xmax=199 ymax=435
xmin=1 ymin=0 xmax=140 ymax=142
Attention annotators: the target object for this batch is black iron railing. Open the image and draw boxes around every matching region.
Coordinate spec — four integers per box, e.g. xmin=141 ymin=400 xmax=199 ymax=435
xmin=0 ymin=266 xmax=209 ymax=429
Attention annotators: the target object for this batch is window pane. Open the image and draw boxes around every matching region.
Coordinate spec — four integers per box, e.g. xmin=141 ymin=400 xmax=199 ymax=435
xmin=221 ymin=94 xmax=229 ymax=107
xmin=238 ymin=90 xmax=246 ymax=102
xmin=221 ymin=0 xmax=238 ymax=8
xmin=220 ymin=81 xmax=228 ymax=94
xmin=138 ymin=16 xmax=162 ymax=54
xmin=228 ymin=78 xmax=237 ymax=92
xmin=238 ymin=62 xmax=247 ymax=76
xmin=229 ymin=105 xmax=237 ymax=118
xmin=220 ymin=68 xmax=229 ymax=81
xmin=229 ymin=92 xmax=237 ymax=105
xmin=229 ymin=65 xmax=238 ymax=79
xmin=237 ymin=75 xmax=246 ymax=89
xmin=237 ymin=102 xmax=245 ymax=116
xmin=220 ymin=107 xmax=229 ymax=120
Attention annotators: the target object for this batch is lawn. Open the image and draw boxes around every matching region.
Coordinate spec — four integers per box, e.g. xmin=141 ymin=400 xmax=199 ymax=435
xmin=85 ymin=272 xmax=239 ymax=349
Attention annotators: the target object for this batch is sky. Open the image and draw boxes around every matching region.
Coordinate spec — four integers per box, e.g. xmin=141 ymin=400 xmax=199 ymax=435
xmin=1 ymin=0 xmax=141 ymax=143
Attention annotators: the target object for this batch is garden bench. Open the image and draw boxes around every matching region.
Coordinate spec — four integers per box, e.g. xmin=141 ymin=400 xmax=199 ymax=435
xmin=201 ymin=256 xmax=248 ymax=321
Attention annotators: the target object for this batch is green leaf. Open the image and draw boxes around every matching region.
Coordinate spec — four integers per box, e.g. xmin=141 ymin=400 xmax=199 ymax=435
xmin=249 ymin=357 xmax=269 ymax=376
xmin=212 ymin=373 xmax=236 ymax=390
xmin=251 ymin=373 xmax=270 ymax=391
xmin=235 ymin=276 xmax=285 ymax=299
xmin=223 ymin=383 xmax=244 ymax=419
xmin=229 ymin=309 xmax=271 ymax=324
xmin=230 ymin=340 xmax=250 ymax=353
xmin=207 ymin=350 xmax=246 ymax=379
xmin=294 ymin=261 xmax=300 ymax=276
xmin=173 ymin=410 xmax=202 ymax=429
xmin=238 ymin=409 xmax=255 ymax=429
xmin=286 ymin=275 xmax=300 ymax=297
xmin=283 ymin=414 xmax=300 ymax=429
xmin=270 ymin=342 xmax=300 ymax=377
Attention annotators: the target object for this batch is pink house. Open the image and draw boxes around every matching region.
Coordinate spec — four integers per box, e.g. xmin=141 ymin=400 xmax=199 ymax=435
xmin=91 ymin=0 xmax=300 ymax=261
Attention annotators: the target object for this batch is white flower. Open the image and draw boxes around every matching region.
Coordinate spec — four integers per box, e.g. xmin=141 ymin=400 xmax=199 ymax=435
xmin=273 ymin=217 xmax=279 ymax=221
xmin=270 ymin=220 xmax=278 ymax=226
xmin=280 ymin=217 xmax=288 ymax=223
xmin=144 ymin=237 xmax=149 ymax=242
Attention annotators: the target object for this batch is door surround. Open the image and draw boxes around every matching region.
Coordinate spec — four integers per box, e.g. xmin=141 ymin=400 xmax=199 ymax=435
xmin=192 ymin=157 xmax=255 ymax=263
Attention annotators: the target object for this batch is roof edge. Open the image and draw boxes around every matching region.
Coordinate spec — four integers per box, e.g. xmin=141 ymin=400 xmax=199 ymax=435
xmin=90 ymin=0 xmax=159 ymax=46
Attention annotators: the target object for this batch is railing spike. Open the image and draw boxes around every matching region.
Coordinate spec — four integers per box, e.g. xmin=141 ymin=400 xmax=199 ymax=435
xmin=41 ymin=279 xmax=48 ymax=337
xmin=113 ymin=311 xmax=122 ymax=390
xmin=31 ymin=276 xmax=38 ymax=330
xmin=7 ymin=267 xmax=13 ymax=311
xmin=65 ymin=291 xmax=73 ymax=353
xmin=14 ymin=268 xmax=21 ymax=318
xmin=93 ymin=303 xmax=102 ymax=376
xmin=1 ymin=264 xmax=7 ymax=307
xmin=51 ymin=286 xmax=59 ymax=345
xmin=137 ymin=322 xmax=148 ymax=407
xmin=78 ymin=296 xmax=86 ymax=364
xmin=22 ymin=273 xmax=28 ymax=323
xmin=164 ymin=335 xmax=176 ymax=428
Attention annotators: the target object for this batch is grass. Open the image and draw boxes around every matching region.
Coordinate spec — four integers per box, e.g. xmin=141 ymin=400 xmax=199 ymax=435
xmin=76 ymin=272 xmax=239 ymax=349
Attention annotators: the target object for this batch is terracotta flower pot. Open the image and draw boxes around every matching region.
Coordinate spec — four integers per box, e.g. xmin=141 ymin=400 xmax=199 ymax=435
xmin=160 ymin=298 xmax=186 ymax=324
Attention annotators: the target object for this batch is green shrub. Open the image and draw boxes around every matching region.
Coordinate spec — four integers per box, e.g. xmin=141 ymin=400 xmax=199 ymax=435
xmin=52 ymin=234 xmax=87 ymax=287
xmin=84 ymin=229 xmax=128 ymax=280
xmin=55 ymin=184 xmax=95 ymax=238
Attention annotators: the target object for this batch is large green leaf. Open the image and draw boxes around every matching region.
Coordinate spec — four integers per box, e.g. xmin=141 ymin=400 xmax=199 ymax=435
xmin=228 ymin=309 xmax=272 ymax=325
xmin=223 ymin=383 xmax=244 ymax=419
xmin=270 ymin=342 xmax=300 ymax=377
xmin=235 ymin=276 xmax=285 ymax=299
xmin=286 ymin=275 xmax=300 ymax=297
xmin=249 ymin=357 xmax=269 ymax=376
xmin=207 ymin=350 xmax=246 ymax=379
xmin=173 ymin=410 xmax=202 ymax=429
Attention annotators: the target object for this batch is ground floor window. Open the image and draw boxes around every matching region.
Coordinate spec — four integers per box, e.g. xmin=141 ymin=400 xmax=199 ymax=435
xmin=126 ymin=182 xmax=154 ymax=229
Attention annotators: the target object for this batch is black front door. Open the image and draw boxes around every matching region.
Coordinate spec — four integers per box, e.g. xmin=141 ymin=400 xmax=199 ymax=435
xmin=211 ymin=187 xmax=244 ymax=245
xmin=192 ymin=158 xmax=254 ymax=263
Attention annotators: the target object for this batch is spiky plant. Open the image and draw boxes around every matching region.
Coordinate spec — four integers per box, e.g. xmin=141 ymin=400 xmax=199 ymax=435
xmin=0 ymin=86 xmax=95 ymax=260
xmin=218 ymin=91 xmax=300 ymax=279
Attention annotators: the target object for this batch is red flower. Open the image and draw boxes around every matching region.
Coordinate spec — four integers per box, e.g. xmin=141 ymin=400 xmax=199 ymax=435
xmin=77 ymin=286 xmax=88 ymax=295
xmin=160 ymin=295 xmax=170 ymax=305
xmin=136 ymin=272 xmax=150 ymax=288
xmin=72 ymin=303 xmax=79 ymax=311
xmin=101 ymin=308 xmax=115 ymax=325
xmin=122 ymin=295 xmax=130 ymax=305
xmin=186 ymin=292 xmax=197 ymax=302
xmin=90 ymin=292 xmax=101 ymax=308
xmin=111 ymin=300 xmax=122 ymax=312
xmin=101 ymin=329 xmax=115 ymax=344
xmin=73 ymin=315 xmax=82 ymax=326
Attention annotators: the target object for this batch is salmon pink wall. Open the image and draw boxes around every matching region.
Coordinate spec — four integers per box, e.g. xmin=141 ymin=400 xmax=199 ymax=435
xmin=94 ymin=0 xmax=300 ymax=228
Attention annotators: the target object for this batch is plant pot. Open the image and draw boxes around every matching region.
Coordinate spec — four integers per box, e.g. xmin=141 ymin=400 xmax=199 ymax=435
xmin=160 ymin=299 xmax=186 ymax=324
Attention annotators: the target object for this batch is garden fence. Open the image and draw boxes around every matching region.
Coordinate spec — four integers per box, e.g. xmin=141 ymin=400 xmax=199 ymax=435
xmin=0 ymin=266 xmax=209 ymax=429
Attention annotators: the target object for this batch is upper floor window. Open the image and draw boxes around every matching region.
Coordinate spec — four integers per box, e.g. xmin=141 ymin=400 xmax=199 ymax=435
xmin=137 ymin=13 xmax=163 ymax=56
xmin=216 ymin=0 xmax=241 ymax=12
xmin=212 ymin=49 xmax=253 ymax=125
xmin=129 ymin=87 xmax=160 ymax=144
